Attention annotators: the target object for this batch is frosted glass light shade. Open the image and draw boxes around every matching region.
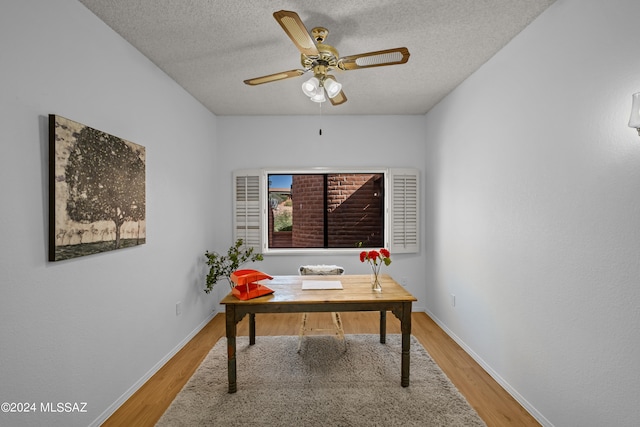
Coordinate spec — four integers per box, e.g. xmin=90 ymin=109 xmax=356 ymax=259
xmin=302 ymin=77 xmax=320 ymax=97
xmin=310 ymin=88 xmax=326 ymax=103
xmin=323 ymin=78 xmax=342 ymax=98
xmin=629 ymin=92 xmax=640 ymax=130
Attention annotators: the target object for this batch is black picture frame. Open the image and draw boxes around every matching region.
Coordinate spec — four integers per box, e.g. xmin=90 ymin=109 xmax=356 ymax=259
xmin=48 ymin=115 xmax=146 ymax=261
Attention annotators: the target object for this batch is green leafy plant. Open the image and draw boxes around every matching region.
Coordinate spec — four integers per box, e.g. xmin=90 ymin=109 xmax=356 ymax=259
xmin=274 ymin=210 xmax=292 ymax=232
xmin=204 ymin=239 xmax=263 ymax=293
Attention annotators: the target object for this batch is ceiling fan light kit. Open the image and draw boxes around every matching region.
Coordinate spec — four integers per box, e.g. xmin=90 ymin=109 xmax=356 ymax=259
xmin=310 ymin=90 xmax=326 ymax=103
xmin=301 ymin=77 xmax=320 ymax=97
xmin=301 ymin=75 xmax=342 ymax=102
xmin=244 ymin=10 xmax=410 ymax=106
xmin=323 ymin=78 xmax=342 ymax=98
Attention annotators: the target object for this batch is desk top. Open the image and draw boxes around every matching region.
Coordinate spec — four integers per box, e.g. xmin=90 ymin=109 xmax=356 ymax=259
xmin=220 ymin=274 xmax=417 ymax=305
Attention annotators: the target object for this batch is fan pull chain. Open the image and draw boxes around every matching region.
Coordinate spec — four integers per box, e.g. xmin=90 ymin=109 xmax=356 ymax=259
xmin=319 ymin=101 xmax=323 ymax=136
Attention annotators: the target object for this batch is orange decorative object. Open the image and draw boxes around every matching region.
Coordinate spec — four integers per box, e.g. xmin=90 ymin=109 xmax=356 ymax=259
xmin=230 ymin=269 xmax=274 ymax=300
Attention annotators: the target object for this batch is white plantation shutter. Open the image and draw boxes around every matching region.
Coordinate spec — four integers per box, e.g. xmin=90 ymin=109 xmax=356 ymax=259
xmin=388 ymin=168 xmax=419 ymax=254
xmin=233 ymin=170 xmax=262 ymax=251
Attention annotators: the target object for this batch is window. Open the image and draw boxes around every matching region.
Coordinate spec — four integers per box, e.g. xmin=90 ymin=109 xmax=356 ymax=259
xmin=268 ymin=173 xmax=384 ymax=249
xmin=233 ymin=168 xmax=418 ymax=254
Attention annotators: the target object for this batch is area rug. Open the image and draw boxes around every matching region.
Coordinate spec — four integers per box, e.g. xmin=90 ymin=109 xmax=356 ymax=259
xmin=156 ymin=334 xmax=486 ymax=426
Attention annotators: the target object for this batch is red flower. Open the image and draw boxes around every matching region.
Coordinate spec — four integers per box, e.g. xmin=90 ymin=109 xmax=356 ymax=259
xmin=359 ymin=247 xmax=392 ymax=285
xmin=359 ymin=248 xmax=392 ymax=267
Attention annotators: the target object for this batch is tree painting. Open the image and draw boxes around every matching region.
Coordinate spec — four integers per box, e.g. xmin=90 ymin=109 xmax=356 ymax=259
xmin=49 ymin=115 xmax=146 ymax=261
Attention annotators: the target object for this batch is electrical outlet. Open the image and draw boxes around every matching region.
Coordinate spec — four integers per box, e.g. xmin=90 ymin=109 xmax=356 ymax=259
xmin=176 ymin=301 xmax=182 ymax=316
xmin=450 ymin=294 xmax=456 ymax=307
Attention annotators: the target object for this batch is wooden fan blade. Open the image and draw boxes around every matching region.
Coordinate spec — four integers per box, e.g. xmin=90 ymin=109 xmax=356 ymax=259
xmin=338 ymin=47 xmax=410 ymax=70
xmin=325 ymin=75 xmax=347 ymax=105
xmin=273 ymin=10 xmax=319 ymax=57
xmin=244 ymin=69 xmax=306 ymax=86
xmin=329 ymin=90 xmax=347 ymax=106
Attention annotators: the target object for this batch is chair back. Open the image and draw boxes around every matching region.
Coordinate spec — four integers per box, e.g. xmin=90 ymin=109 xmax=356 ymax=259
xmin=299 ymin=264 xmax=345 ymax=276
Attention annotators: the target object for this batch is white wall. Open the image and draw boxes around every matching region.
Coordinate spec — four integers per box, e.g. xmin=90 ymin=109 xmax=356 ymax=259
xmin=4 ymin=0 xmax=637 ymax=426
xmin=214 ymin=115 xmax=429 ymax=308
xmin=424 ymin=0 xmax=640 ymax=425
xmin=0 ymin=1 xmax=219 ymax=426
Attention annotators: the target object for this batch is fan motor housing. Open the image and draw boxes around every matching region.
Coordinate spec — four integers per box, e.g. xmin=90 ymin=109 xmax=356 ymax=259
xmin=301 ymin=43 xmax=339 ymax=70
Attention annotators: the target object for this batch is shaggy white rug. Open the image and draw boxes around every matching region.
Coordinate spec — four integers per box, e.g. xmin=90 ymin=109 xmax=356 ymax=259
xmin=156 ymin=334 xmax=486 ymax=426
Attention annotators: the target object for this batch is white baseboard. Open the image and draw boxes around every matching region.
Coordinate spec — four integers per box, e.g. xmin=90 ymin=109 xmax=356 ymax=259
xmin=89 ymin=310 xmax=218 ymax=427
xmin=413 ymin=304 xmax=427 ymax=312
xmin=423 ymin=309 xmax=554 ymax=427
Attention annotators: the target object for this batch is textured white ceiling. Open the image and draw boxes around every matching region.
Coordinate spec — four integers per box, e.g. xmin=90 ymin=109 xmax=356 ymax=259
xmin=78 ymin=0 xmax=555 ymax=116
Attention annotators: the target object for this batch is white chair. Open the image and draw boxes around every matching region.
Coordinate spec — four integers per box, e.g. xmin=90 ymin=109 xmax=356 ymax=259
xmin=298 ymin=265 xmax=345 ymax=352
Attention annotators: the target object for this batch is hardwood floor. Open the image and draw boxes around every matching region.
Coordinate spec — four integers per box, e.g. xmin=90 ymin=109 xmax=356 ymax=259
xmin=102 ymin=312 xmax=540 ymax=426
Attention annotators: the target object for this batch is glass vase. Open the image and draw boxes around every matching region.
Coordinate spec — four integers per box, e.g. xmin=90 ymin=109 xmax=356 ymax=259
xmin=371 ymin=271 xmax=382 ymax=292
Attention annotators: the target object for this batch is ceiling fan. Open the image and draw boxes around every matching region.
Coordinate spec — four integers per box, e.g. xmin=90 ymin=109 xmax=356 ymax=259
xmin=243 ymin=10 xmax=410 ymax=106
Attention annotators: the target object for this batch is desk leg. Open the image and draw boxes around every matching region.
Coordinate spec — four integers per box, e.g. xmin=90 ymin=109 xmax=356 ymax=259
xmin=379 ymin=310 xmax=386 ymax=343
xmin=400 ymin=302 xmax=412 ymax=387
xmin=249 ymin=313 xmax=256 ymax=345
xmin=225 ymin=306 xmax=237 ymax=393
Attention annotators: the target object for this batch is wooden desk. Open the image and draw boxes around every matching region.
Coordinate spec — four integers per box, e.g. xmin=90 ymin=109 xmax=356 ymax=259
xmin=220 ymin=274 xmax=417 ymax=393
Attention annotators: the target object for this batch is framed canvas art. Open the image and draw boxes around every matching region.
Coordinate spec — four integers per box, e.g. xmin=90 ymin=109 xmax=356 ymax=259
xmin=49 ymin=115 xmax=146 ymax=261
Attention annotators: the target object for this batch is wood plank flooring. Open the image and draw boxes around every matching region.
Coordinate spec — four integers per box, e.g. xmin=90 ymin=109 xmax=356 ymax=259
xmin=102 ymin=312 xmax=540 ymax=426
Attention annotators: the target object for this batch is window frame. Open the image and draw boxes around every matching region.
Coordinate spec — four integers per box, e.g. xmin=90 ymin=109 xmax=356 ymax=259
xmin=265 ymin=168 xmax=388 ymax=255
xmin=233 ymin=167 xmax=419 ymax=256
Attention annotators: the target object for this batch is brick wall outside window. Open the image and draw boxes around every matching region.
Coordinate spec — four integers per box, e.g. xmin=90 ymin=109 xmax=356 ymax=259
xmin=292 ymin=175 xmax=325 ymax=247
xmin=287 ymin=173 xmax=383 ymax=248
